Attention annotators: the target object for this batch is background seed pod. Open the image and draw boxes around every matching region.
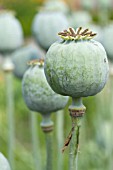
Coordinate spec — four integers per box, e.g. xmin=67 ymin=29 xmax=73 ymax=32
xmin=86 ymin=24 xmax=103 ymax=42
xmin=0 ymin=11 xmax=23 ymax=54
xmin=43 ymin=0 xmax=69 ymax=14
xmin=44 ymin=35 xmax=109 ymax=98
xmin=22 ymin=65 xmax=68 ymax=114
xmin=102 ymin=23 xmax=113 ymax=61
xmin=81 ymin=0 xmax=94 ymax=10
xmin=32 ymin=11 xmax=69 ymax=50
xmin=99 ymin=0 xmax=111 ymax=8
xmin=69 ymin=11 xmax=92 ymax=29
xmin=12 ymin=43 xmax=45 ymax=79
xmin=0 ymin=153 xmax=11 ymax=170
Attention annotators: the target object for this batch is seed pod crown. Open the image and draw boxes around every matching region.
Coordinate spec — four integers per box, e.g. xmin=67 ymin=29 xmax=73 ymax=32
xmin=58 ymin=27 xmax=97 ymax=40
xmin=27 ymin=58 xmax=44 ymax=67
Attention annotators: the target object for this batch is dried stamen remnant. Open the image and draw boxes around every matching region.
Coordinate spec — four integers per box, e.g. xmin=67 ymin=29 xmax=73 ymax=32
xmin=58 ymin=27 xmax=97 ymax=40
xmin=27 ymin=58 xmax=44 ymax=66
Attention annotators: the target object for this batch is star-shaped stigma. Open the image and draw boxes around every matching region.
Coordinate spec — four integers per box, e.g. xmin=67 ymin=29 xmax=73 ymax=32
xmin=58 ymin=27 xmax=97 ymax=40
xmin=27 ymin=58 xmax=44 ymax=67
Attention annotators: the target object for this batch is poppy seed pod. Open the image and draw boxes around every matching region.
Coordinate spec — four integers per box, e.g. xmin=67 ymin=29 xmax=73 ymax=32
xmin=69 ymin=11 xmax=92 ymax=29
xmin=44 ymin=27 xmax=109 ymax=98
xmin=99 ymin=0 xmax=111 ymax=8
xmin=102 ymin=23 xmax=113 ymax=61
xmin=0 ymin=153 xmax=11 ymax=170
xmin=0 ymin=10 xmax=23 ymax=54
xmin=43 ymin=0 xmax=69 ymax=14
xmin=32 ymin=8 xmax=69 ymax=50
xmin=12 ymin=44 xmax=45 ymax=79
xmin=86 ymin=24 xmax=102 ymax=42
xmin=22 ymin=59 xmax=68 ymax=115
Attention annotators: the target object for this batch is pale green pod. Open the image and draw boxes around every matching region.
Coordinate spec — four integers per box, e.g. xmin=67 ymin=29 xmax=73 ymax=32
xmin=43 ymin=0 xmax=69 ymax=14
xmin=0 ymin=153 xmax=11 ymax=170
xmin=69 ymin=11 xmax=92 ymax=29
xmin=12 ymin=43 xmax=45 ymax=79
xmin=44 ymin=27 xmax=109 ymax=98
xmin=32 ymin=11 xmax=69 ymax=50
xmin=81 ymin=0 xmax=93 ymax=10
xmin=86 ymin=24 xmax=102 ymax=42
xmin=0 ymin=11 xmax=23 ymax=54
xmin=22 ymin=63 xmax=68 ymax=114
xmin=102 ymin=23 xmax=113 ymax=61
xmin=99 ymin=0 xmax=111 ymax=8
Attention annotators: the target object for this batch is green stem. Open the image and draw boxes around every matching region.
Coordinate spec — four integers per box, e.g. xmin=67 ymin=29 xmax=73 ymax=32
xmin=69 ymin=97 xmax=86 ymax=170
xmin=5 ymin=70 xmax=15 ymax=170
xmin=2 ymin=56 xmax=15 ymax=170
xmin=30 ymin=111 xmax=41 ymax=170
xmin=56 ymin=110 xmax=64 ymax=170
xmin=109 ymin=76 xmax=113 ymax=170
xmin=40 ymin=114 xmax=53 ymax=170
xmin=45 ymin=131 xmax=53 ymax=170
xmin=69 ymin=117 xmax=81 ymax=170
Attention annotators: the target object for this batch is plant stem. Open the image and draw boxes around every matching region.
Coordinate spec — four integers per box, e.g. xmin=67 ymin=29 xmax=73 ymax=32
xmin=30 ymin=111 xmax=41 ymax=170
xmin=40 ymin=114 xmax=53 ymax=170
xmin=69 ymin=117 xmax=81 ymax=170
xmin=45 ymin=131 xmax=53 ymax=170
xmin=109 ymin=76 xmax=113 ymax=170
xmin=3 ymin=57 xmax=15 ymax=170
xmin=56 ymin=110 xmax=64 ymax=170
xmin=69 ymin=97 xmax=86 ymax=170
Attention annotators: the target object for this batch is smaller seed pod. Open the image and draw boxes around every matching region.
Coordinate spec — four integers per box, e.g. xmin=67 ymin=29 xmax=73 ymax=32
xmin=102 ymin=23 xmax=113 ymax=61
xmin=12 ymin=43 xmax=45 ymax=79
xmin=0 ymin=153 xmax=11 ymax=170
xmin=0 ymin=9 xmax=23 ymax=55
xmin=99 ymin=0 xmax=111 ymax=8
xmin=32 ymin=5 xmax=69 ymax=50
xmin=44 ymin=27 xmax=109 ymax=98
xmin=43 ymin=0 xmax=69 ymax=14
xmin=69 ymin=11 xmax=92 ymax=29
xmin=22 ymin=58 xmax=68 ymax=115
xmin=86 ymin=24 xmax=102 ymax=42
xmin=81 ymin=0 xmax=93 ymax=10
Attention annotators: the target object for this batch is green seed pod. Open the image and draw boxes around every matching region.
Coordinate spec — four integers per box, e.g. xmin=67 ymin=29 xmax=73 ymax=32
xmin=86 ymin=24 xmax=102 ymax=42
xmin=0 ymin=10 xmax=23 ymax=54
xmin=69 ymin=11 xmax=92 ymax=29
xmin=81 ymin=0 xmax=93 ymax=10
xmin=43 ymin=0 xmax=69 ymax=14
xmin=32 ymin=8 xmax=69 ymax=50
xmin=12 ymin=43 xmax=45 ymax=79
xmin=0 ymin=153 xmax=11 ymax=170
xmin=44 ymin=27 xmax=109 ymax=98
xmin=99 ymin=0 xmax=111 ymax=8
xmin=22 ymin=59 xmax=68 ymax=114
xmin=102 ymin=23 xmax=113 ymax=61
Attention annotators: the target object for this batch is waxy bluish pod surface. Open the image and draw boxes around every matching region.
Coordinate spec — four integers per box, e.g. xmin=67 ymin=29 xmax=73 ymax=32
xmin=32 ymin=9 xmax=69 ymax=50
xmin=12 ymin=44 xmax=45 ymax=79
xmin=102 ymin=23 xmax=113 ymax=61
xmin=43 ymin=0 xmax=69 ymax=14
xmin=69 ymin=11 xmax=92 ymax=29
xmin=0 ymin=10 xmax=23 ymax=54
xmin=44 ymin=27 xmax=109 ymax=98
xmin=22 ymin=59 xmax=68 ymax=114
xmin=0 ymin=153 xmax=11 ymax=170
